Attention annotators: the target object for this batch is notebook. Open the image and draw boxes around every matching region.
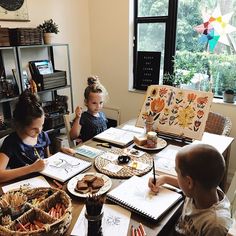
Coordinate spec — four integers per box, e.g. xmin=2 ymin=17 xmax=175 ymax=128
xmin=40 ymin=152 xmax=92 ymax=182
xmin=93 ymin=127 xmax=136 ymax=147
xmin=154 ymin=144 xmax=182 ymax=176
xmin=75 ymin=145 xmax=104 ymax=159
xmin=106 ymin=175 xmax=183 ymax=222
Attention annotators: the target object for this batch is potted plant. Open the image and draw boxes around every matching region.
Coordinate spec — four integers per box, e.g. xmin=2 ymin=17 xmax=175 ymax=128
xmin=37 ymin=19 xmax=59 ymax=44
xmin=223 ymin=89 xmax=235 ymax=103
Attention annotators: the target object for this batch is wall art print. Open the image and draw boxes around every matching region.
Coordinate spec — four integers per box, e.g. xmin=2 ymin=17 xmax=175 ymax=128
xmin=136 ymin=85 xmax=213 ymax=140
xmin=0 ymin=0 xmax=29 ymax=21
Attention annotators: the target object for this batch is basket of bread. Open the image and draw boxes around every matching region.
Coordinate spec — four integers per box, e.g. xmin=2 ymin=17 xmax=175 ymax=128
xmin=0 ymin=187 xmax=72 ymax=236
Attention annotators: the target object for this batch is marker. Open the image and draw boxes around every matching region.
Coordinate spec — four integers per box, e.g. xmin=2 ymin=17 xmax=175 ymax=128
xmin=96 ymin=143 xmax=111 ymax=148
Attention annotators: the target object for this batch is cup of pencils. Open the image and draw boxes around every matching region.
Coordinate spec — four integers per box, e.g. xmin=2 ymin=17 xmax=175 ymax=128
xmin=85 ymin=195 xmax=104 ymax=236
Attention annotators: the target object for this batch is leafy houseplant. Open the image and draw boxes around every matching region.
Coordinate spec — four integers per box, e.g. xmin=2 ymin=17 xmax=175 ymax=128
xmin=37 ymin=19 xmax=59 ymax=44
xmin=37 ymin=19 xmax=59 ymax=34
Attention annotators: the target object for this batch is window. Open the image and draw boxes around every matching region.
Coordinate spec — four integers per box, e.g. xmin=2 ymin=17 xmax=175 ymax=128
xmin=134 ymin=0 xmax=236 ymax=98
xmin=133 ymin=0 xmax=178 ymax=90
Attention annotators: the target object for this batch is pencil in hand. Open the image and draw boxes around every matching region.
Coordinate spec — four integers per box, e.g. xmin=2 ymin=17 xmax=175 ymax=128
xmin=152 ymin=160 xmax=156 ymax=185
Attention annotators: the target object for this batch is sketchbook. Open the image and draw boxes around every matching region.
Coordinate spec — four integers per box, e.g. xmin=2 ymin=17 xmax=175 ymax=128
xmin=106 ymin=175 xmax=183 ymax=222
xmin=93 ymin=127 xmax=136 ymax=147
xmin=40 ymin=152 xmax=92 ymax=182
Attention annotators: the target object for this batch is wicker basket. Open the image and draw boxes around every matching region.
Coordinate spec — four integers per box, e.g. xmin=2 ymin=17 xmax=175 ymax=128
xmin=0 ymin=187 xmax=72 ymax=236
xmin=9 ymin=28 xmax=43 ymax=46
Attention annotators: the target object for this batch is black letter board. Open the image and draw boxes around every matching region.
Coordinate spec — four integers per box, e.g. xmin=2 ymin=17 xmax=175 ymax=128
xmin=134 ymin=51 xmax=161 ymax=90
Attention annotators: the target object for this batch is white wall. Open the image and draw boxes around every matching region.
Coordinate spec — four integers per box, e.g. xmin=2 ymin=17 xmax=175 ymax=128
xmin=0 ymin=0 xmax=91 ymax=108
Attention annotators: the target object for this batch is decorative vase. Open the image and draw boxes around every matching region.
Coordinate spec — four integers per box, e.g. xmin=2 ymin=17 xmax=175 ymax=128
xmin=43 ymin=33 xmax=55 ymax=44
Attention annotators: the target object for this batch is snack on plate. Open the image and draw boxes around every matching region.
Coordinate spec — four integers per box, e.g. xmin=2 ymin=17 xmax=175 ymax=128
xmin=134 ymin=135 xmax=147 ymax=146
xmin=74 ymin=175 xmax=104 ymax=194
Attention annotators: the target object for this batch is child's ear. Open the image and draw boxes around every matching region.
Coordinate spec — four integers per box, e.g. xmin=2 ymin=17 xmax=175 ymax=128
xmin=84 ymin=99 xmax=88 ymax=106
xmin=186 ymin=175 xmax=194 ymax=190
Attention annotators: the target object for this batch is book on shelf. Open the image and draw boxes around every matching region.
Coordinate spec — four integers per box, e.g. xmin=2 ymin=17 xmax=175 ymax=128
xmin=154 ymin=144 xmax=182 ymax=176
xmin=93 ymin=127 xmax=136 ymax=147
xmin=40 ymin=152 xmax=92 ymax=182
xmin=106 ymin=175 xmax=183 ymax=222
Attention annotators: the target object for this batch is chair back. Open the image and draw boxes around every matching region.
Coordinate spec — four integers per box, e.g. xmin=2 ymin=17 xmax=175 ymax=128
xmin=205 ymin=111 xmax=232 ymax=136
xmin=63 ymin=113 xmax=76 ymax=148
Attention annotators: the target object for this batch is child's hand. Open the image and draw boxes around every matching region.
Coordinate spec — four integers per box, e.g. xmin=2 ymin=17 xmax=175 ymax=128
xmin=75 ymin=106 xmax=83 ymax=119
xmin=31 ymin=159 xmax=45 ymax=172
xmin=148 ymin=176 xmax=166 ymax=194
xmin=61 ymin=147 xmax=76 ymax=156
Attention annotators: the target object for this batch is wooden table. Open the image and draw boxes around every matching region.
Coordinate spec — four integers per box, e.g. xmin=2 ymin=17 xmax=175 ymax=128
xmin=0 ymin=122 xmax=234 ymax=236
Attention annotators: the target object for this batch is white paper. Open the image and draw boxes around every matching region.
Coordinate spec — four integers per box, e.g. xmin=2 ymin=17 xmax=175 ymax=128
xmin=154 ymin=144 xmax=182 ymax=176
xmin=103 ymin=163 xmax=123 ymax=173
xmin=100 ymin=152 xmax=119 ymax=161
xmin=71 ymin=204 xmax=131 ymax=236
xmin=128 ymin=160 xmax=149 ymax=170
xmin=107 ymin=175 xmax=182 ymax=221
xmin=40 ymin=152 xmax=92 ymax=182
xmin=2 ymin=176 xmax=50 ymax=193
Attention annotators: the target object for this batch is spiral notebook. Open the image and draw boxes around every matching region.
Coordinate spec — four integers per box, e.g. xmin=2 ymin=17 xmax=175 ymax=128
xmin=107 ymin=175 xmax=183 ymax=222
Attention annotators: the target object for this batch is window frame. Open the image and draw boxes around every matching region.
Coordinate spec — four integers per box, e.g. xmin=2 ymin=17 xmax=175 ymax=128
xmin=133 ymin=0 xmax=178 ymax=89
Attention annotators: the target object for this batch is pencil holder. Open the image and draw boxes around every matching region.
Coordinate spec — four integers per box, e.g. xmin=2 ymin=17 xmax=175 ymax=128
xmin=85 ymin=211 xmax=103 ymax=236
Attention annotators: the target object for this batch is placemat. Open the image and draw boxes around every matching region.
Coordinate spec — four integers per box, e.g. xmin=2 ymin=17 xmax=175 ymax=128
xmin=94 ymin=148 xmax=153 ymax=178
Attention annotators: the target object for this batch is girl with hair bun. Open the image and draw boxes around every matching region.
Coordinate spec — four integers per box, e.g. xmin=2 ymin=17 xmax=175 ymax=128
xmin=70 ymin=76 xmax=108 ymax=142
xmin=0 ymin=90 xmax=74 ymax=183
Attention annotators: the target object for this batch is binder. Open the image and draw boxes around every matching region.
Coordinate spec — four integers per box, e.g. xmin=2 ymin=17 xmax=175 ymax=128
xmin=106 ymin=175 xmax=183 ymax=222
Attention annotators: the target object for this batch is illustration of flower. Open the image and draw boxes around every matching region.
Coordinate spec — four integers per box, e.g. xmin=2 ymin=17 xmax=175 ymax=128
xmin=187 ymin=93 xmax=197 ymax=104
xmin=197 ymin=97 xmax=208 ymax=108
xmin=151 ymin=98 xmax=165 ymax=114
xmin=159 ymin=87 xmax=168 ymax=97
xmin=197 ymin=110 xmax=204 ymax=119
xmin=177 ymin=106 xmax=195 ymax=128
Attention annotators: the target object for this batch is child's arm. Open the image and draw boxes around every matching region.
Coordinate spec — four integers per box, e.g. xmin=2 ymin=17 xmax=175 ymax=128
xmin=70 ymin=106 xmax=82 ymax=140
xmin=0 ymin=153 xmax=45 ymax=183
xmin=148 ymin=175 xmax=179 ymax=194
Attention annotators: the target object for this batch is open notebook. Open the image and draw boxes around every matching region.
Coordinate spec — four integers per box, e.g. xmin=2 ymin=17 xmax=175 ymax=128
xmin=40 ymin=152 xmax=92 ymax=182
xmin=93 ymin=127 xmax=136 ymax=147
xmin=107 ymin=175 xmax=183 ymax=222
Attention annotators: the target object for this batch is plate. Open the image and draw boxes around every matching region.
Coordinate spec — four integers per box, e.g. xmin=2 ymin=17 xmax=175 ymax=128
xmin=67 ymin=172 xmax=112 ymax=198
xmin=134 ymin=137 xmax=167 ymax=151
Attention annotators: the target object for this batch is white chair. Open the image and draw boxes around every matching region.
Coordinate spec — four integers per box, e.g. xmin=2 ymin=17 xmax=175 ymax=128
xmin=63 ymin=113 xmax=76 ymax=148
xmin=102 ymin=106 xmax=121 ymax=127
xmin=226 ymin=171 xmax=236 ymax=235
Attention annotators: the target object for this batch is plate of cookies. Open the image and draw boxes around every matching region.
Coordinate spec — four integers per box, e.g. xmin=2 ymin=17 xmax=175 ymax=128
xmin=67 ymin=172 xmax=112 ymax=197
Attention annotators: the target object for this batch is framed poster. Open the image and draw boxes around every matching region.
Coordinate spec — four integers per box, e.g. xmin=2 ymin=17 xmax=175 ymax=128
xmin=0 ymin=0 xmax=29 ymax=21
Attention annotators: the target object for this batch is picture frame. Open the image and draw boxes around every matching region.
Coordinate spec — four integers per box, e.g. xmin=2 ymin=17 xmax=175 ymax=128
xmin=0 ymin=0 xmax=29 ymax=21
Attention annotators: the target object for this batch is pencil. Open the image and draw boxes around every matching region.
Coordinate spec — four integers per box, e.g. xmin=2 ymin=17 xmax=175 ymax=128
xmin=152 ymin=160 xmax=156 ymax=185
xmin=34 ymin=148 xmax=42 ymax=160
xmin=53 ymin=179 xmax=63 ymax=189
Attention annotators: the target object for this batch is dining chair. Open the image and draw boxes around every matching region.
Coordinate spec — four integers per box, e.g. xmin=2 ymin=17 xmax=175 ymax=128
xmin=205 ymin=111 xmax=232 ymax=136
xmin=63 ymin=113 xmax=76 ymax=148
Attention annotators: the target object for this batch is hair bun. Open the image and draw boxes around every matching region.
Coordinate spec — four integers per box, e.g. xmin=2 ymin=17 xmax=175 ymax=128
xmin=87 ymin=76 xmax=99 ymax=86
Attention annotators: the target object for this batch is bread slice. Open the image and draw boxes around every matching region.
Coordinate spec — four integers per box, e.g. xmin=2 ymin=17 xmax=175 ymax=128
xmin=134 ymin=135 xmax=147 ymax=146
xmin=76 ymin=180 xmax=88 ymax=190
xmin=91 ymin=177 xmax=104 ymax=189
xmin=83 ymin=175 xmax=97 ymax=183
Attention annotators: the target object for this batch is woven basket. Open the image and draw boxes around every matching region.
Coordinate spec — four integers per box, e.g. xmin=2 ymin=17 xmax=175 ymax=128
xmin=9 ymin=28 xmax=43 ymax=46
xmin=0 ymin=187 xmax=72 ymax=236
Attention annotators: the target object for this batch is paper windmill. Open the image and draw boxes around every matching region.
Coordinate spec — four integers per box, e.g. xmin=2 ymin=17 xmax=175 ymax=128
xmin=194 ymin=5 xmax=236 ymax=51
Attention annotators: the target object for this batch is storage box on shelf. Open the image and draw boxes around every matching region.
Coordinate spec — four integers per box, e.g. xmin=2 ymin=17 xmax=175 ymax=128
xmin=9 ymin=28 xmax=43 ymax=46
xmin=0 ymin=28 xmax=10 ymax=46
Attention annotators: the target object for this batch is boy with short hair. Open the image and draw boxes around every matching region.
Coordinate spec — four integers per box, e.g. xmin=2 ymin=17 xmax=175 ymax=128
xmin=149 ymin=143 xmax=232 ymax=235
